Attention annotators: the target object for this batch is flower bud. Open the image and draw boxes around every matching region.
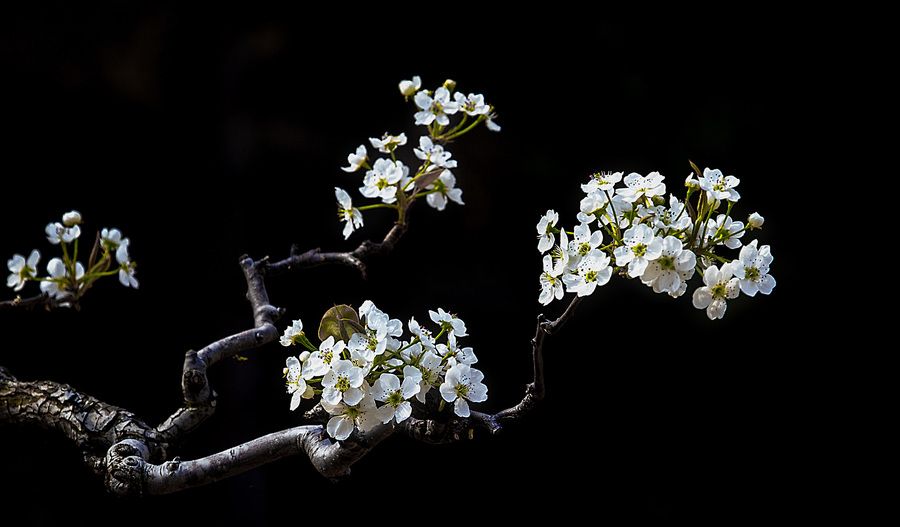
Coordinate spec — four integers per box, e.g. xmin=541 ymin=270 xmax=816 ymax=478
xmin=62 ymin=210 xmax=82 ymax=227
xmin=442 ymin=79 xmax=457 ymax=92
xmin=748 ymin=212 xmax=765 ymax=228
xmin=399 ymin=76 xmax=421 ymax=97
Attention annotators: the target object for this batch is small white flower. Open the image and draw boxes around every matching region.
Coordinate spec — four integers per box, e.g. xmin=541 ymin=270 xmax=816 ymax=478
xmin=40 ymin=257 xmax=84 ymax=299
xmin=414 ymin=86 xmax=459 ymax=127
xmin=698 ymin=167 xmax=741 ymax=202
xmin=536 ymin=210 xmax=559 ymax=253
xmin=539 ymin=253 xmax=565 ymax=305
xmin=372 ymin=366 xmax=422 ymax=424
xmin=398 ymin=76 xmax=422 ymax=97
xmin=360 ymin=158 xmax=408 ymax=204
xmin=284 ymin=355 xmax=314 ymax=411
xmin=613 ymin=223 xmax=663 ymax=278
xmin=453 ymin=92 xmax=491 ymax=117
xmin=692 ymin=262 xmax=741 ymax=320
xmin=280 ymin=319 xmax=305 ymax=347
xmin=341 ymin=144 xmax=368 ymax=172
xmin=414 ymin=135 xmax=457 ymax=169
xmin=707 ymin=214 xmax=745 ymax=250
xmin=45 ymin=222 xmax=81 ymax=245
xmin=566 ymin=249 xmax=612 ymax=297
xmin=369 ymin=133 xmax=407 ymax=154
xmin=640 ymin=236 xmax=696 ymax=295
xmin=321 ymin=359 xmax=366 ymax=407
xmin=115 ymin=244 xmax=138 ymax=289
xmin=429 ymin=307 xmax=467 ymax=337
xmin=748 ymin=212 xmax=765 ymax=229
xmin=321 ymin=390 xmax=380 ymax=441
xmin=335 ymin=187 xmax=364 ymax=239
xmin=616 ymin=171 xmax=666 ymax=203
xmin=412 ymin=350 xmax=444 ymax=403
xmin=439 ymin=363 xmax=488 ymax=418
xmin=733 ymin=240 xmax=775 ymax=297
xmin=425 ymin=170 xmax=464 ymax=211
xmin=6 ymin=249 xmax=41 ymax=291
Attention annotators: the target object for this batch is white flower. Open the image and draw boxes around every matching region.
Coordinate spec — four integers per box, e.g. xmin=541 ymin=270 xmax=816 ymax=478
xmin=707 ymin=214 xmax=745 ymax=250
xmin=414 ymin=135 xmax=457 ymax=169
xmin=613 ymin=223 xmax=663 ymax=278
xmin=438 ymin=332 xmax=477 ymax=365
xmin=439 ymin=363 xmax=488 ymax=418
xmin=453 ymin=92 xmax=491 ymax=116
xmin=570 ymin=222 xmax=604 ymax=262
xmin=536 ymin=209 xmax=559 ymax=253
xmin=7 ymin=249 xmax=41 ymax=291
xmin=429 ymin=307 xmax=467 ymax=337
xmin=412 ymin=350 xmax=443 ymax=403
xmin=650 ymin=195 xmax=693 ymax=234
xmin=733 ymin=240 xmax=775 ymax=297
xmin=640 ymin=236 xmax=696 ymax=296
xmin=40 ymin=257 xmax=84 ymax=299
xmin=698 ymin=167 xmax=740 ymax=202
xmin=616 ymin=171 xmax=666 ymax=203
xmin=341 ymin=144 xmax=368 ymax=172
xmin=360 ymin=158 xmax=408 ymax=204
xmin=539 ymin=253 xmax=565 ymax=305
xmin=304 ymin=335 xmax=344 ymax=378
xmin=335 ymin=187 xmax=364 ymax=239
xmin=284 ymin=355 xmax=314 ymax=411
xmin=101 ymin=228 xmax=129 ymax=251
xmin=45 ymin=222 xmax=81 ymax=245
xmin=321 ymin=390 xmax=381 ymax=441
xmin=280 ymin=319 xmax=305 ymax=347
xmin=408 ymin=317 xmax=436 ymax=349
xmin=581 ymin=171 xmax=623 ymax=194
xmin=566 ymin=249 xmax=612 ymax=297
xmin=321 ymin=358 xmax=366 ymax=407
xmin=414 ymin=86 xmax=459 ymax=127
xmin=369 ymin=133 xmax=407 ymax=154
xmin=371 ymin=366 xmax=422 ymax=424
xmin=398 ymin=76 xmax=422 ymax=97
xmin=692 ymin=262 xmax=741 ymax=320
xmin=577 ymin=191 xmax=609 ymax=224
xmin=425 ymin=170 xmax=464 ymax=211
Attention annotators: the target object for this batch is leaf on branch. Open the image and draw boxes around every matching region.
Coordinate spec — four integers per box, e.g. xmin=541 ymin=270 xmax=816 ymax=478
xmin=318 ymin=304 xmax=364 ymax=342
xmin=412 ymin=169 xmax=444 ymax=195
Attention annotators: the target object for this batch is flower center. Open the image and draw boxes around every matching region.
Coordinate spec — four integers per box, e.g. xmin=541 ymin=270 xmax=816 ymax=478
xmin=632 ymin=243 xmax=647 ymax=258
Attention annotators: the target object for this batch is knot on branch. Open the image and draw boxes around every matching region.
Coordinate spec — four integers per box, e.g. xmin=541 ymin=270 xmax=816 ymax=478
xmin=105 ymin=439 xmax=149 ymax=497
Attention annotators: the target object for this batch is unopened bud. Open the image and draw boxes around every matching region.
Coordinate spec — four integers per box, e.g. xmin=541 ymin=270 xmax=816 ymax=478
xmin=62 ymin=210 xmax=82 ymax=227
xmin=399 ymin=76 xmax=421 ymax=97
xmin=748 ymin=212 xmax=765 ymax=228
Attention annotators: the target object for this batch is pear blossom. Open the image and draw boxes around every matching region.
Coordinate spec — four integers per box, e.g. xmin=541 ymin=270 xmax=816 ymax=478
xmin=707 ymin=214 xmax=745 ymax=250
xmin=438 ymin=332 xmax=477 ymax=365
xmin=698 ymin=167 xmax=740 ymax=202
xmin=733 ymin=240 xmax=775 ymax=296
xmin=284 ymin=355 xmax=314 ymax=411
xmin=321 ymin=358 xmax=366 ymax=407
xmin=536 ymin=209 xmax=559 ymax=253
xmin=411 ymin=350 xmax=443 ymax=403
xmin=581 ymin=171 xmax=623 ymax=194
xmin=360 ymin=158 xmax=408 ymax=204
xmin=453 ymin=92 xmax=492 ymax=117
xmin=440 ymin=363 xmax=488 ymax=418
xmin=398 ymin=76 xmax=421 ymax=97
xmin=429 ymin=307 xmax=467 ymax=337
xmin=40 ymin=257 xmax=84 ymax=299
xmin=371 ymin=366 xmax=422 ymax=424
xmin=414 ymin=135 xmax=457 ymax=169
xmin=414 ymin=86 xmax=459 ymax=127
xmin=62 ymin=210 xmax=82 ymax=227
xmin=341 ymin=144 xmax=368 ymax=172
xmin=115 ymin=245 xmax=138 ymax=288
xmin=321 ymin=390 xmax=381 ymax=441
xmin=335 ymin=187 xmax=364 ymax=239
xmin=369 ymin=133 xmax=407 ymax=154
xmin=616 ymin=171 xmax=666 ymax=203
xmin=748 ymin=212 xmax=765 ymax=229
xmin=613 ymin=223 xmax=663 ymax=278
xmin=692 ymin=262 xmax=741 ymax=320
xmin=7 ymin=249 xmax=40 ymax=291
xmin=539 ymin=253 xmax=565 ymax=305
xmin=45 ymin=222 xmax=80 ymax=245
xmin=566 ymin=249 xmax=612 ymax=297
xmin=280 ymin=319 xmax=305 ymax=347
xmin=304 ymin=335 xmax=344 ymax=378
xmin=640 ymin=236 xmax=696 ymax=296
xmin=425 ymin=170 xmax=464 ymax=211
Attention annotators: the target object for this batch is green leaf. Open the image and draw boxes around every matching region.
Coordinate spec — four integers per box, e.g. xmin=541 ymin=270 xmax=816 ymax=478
xmin=318 ymin=304 xmax=365 ymax=343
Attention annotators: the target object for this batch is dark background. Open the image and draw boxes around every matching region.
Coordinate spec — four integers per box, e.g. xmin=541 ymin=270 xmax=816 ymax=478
xmin=1 ymin=4 xmax=850 ymax=525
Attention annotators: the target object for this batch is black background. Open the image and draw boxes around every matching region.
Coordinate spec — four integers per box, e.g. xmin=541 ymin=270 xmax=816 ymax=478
xmin=1 ymin=4 xmax=852 ymax=525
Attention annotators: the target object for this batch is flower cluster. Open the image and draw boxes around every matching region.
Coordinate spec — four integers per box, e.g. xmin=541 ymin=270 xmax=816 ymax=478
xmin=537 ymin=165 xmax=775 ymax=320
xmin=6 ymin=210 xmax=138 ymax=304
xmin=281 ymin=301 xmax=487 ymax=441
xmin=334 ymin=77 xmax=500 ymax=239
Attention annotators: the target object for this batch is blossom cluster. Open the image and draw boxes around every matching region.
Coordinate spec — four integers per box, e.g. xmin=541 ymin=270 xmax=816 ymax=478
xmin=537 ymin=166 xmax=775 ymax=320
xmin=334 ymin=76 xmax=500 ymax=239
xmin=6 ymin=210 xmax=138 ymax=304
xmin=281 ymin=301 xmax=487 ymax=441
